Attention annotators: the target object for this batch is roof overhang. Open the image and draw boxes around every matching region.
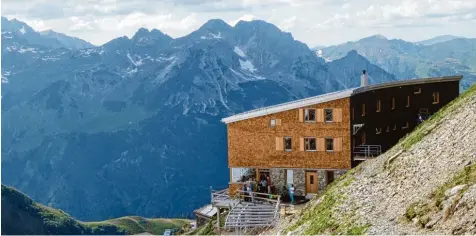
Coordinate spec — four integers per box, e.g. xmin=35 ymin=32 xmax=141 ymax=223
xmin=221 ymin=88 xmax=355 ymax=124
xmin=352 ymin=75 xmax=463 ymax=95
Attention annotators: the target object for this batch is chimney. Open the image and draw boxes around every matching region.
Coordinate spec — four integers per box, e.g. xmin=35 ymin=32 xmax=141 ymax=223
xmin=360 ymin=70 xmax=368 ymax=87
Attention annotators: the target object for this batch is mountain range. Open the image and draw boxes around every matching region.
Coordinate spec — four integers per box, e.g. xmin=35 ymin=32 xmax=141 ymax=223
xmin=1 ymin=16 xmax=474 ymax=222
xmin=316 ymin=34 xmax=476 ymax=90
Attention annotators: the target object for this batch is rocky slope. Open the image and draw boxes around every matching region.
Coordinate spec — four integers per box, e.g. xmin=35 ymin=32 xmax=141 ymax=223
xmin=1 ymin=184 xmax=189 ymax=235
xmin=272 ymin=84 xmax=476 ymax=235
xmin=1 ymin=17 xmax=396 ymax=221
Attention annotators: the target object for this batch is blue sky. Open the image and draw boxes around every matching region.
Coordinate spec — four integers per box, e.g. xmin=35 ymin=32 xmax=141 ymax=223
xmin=2 ymin=0 xmax=476 ymax=47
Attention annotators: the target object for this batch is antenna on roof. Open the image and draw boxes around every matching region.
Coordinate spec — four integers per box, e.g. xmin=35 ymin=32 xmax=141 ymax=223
xmin=361 ymin=70 xmax=368 ymax=87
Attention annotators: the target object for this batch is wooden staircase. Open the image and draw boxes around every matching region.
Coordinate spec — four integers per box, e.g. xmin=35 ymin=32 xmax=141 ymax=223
xmin=224 ymin=191 xmax=281 ymax=230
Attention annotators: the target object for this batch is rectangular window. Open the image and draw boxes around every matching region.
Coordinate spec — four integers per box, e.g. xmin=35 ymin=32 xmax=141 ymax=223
xmin=286 ymin=169 xmax=294 ymax=186
xmin=406 ymin=96 xmax=410 ymax=107
xmin=391 ymin=97 xmax=395 ymax=110
xmin=362 ymin=104 xmax=366 ymax=116
xmin=284 ymin=137 xmax=292 ymax=151
xmin=325 ymin=109 xmax=333 ymax=122
xmin=414 ymin=87 xmax=421 ymax=94
xmin=231 ymin=168 xmax=252 ymax=183
xmin=270 ymin=119 xmax=276 ymax=127
xmin=376 ymin=127 xmax=382 ymax=134
xmin=310 ymin=175 xmax=314 ymax=184
xmin=376 ymin=100 xmax=381 ymax=112
xmin=433 ymin=92 xmax=440 ymax=104
xmin=304 ymin=109 xmax=316 ymax=122
xmin=325 ymin=138 xmax=334 ymax=151
xmin=304 ymin=137 xmax=317 ymax=151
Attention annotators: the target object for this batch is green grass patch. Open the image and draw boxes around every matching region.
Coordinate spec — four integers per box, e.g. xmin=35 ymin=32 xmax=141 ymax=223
xmin=284 ymin=175 xmax=368 ymax=235
xmin=2 ymin=184 xmax=189 ymax=235
xmin=401 ymin=84 xmax=476 ymax=150
xmin=432 ymin=164 xmax=476 ymax=209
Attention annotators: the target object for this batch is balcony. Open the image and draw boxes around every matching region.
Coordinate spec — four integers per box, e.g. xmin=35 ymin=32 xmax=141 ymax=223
xmin=353 ymin=145 xmax=382 ymax=160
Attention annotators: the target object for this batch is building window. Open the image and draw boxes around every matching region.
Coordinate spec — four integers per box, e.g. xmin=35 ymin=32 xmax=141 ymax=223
xmin=231 ymin=168 xmax=253 ymax=183
xmin=414 ymin=87 xmax=421 ymax=94
xmin=419 ymin=108 xmax=429 ymax=114
xmin=361 ymin=132 xmax=366 ymax=144
xmin=433 ymin=92 xmax=440 ymax=104
xmin=325 ymin=138 xmax=334 ymax=151
xmin=391 ymin=97 xmax=395 ymax=110
xmin=362 ymin=104 xmax=366 ymax=116
xmin=304 ymin=137 xmax=317 ymax=151
xmin=270 ymin=119 xmax=276 ymax=127
xmin=402 ymin=122 xmax=409 ymax=129
xmin=376 ymin=100 xmax=381 ymax=112
xmin=376 ymin=128 xmax=382 ymax=134
xmin=406 ymin=96 xmax=410 ymax=107
xmin=286 ymin=169 xmax=294 ymax=186
xmin=325 ymin=109 xmax=333 ymax=122
xmin=310 ymin=175 xmax=314 ymax=184
xmin=304 ymin=109 xmax=316 ymax=122
xmin=284 ymin=137 xmax=292 ymax=151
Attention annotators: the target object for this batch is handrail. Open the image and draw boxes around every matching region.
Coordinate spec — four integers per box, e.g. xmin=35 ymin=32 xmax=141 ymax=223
xmin=353 ymin=144 xmax=381 ymax=159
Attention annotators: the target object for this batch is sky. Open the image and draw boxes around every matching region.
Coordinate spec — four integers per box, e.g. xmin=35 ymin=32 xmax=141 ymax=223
xmin=2 ymin=0 xmax=476 ymax=47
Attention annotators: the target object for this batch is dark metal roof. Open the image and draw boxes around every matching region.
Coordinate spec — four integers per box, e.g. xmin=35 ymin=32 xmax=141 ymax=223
xmin=352 ymin=75 xmax=463 ymax=95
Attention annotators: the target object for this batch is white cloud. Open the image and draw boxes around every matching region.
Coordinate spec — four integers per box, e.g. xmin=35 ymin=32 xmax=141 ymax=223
xmin=228 ymin=14 xmax=255 ymax=26
xmin=1 ymin=0 xmax=476 ymax=46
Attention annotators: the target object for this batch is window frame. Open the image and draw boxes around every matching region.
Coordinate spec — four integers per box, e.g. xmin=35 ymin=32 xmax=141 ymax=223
xmin=362 ymin=104 xmax=366 ymax=116
xmin=325 ymin=138 xmax=334 ymax=152
xmin=432 ymin=92 xmax=440 ymax=104
xmin=402 ymin=122 xmax=409 ymax=129
xmin=304 ymin=137 xmax=317 ymax=152
xmin=391 ymin=97 xmax=396 ymax=110
xmin=270 ymin=119 xmax=276 ymax=127
xmin=376 ymin=100 xmax=381 ymax=112
xmin=414 ymin=87 xmax=422 ymax=94
xmin=406 ymin=95 xmax=410 ymax=107
xmin=304 ymin=109 xmax=317 ymax=122
xmin=324 ymin=108 xmax=333 ymax=122
xmin=284 ymin=137 xmax=292 ymax=152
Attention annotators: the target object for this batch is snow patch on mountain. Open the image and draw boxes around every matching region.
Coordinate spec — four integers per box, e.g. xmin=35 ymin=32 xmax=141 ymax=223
xmin=233 ymin=46 xmax=246 ymax=58
xmin=2 ymin=71 xmax=11 ymax=83
xmin=239 ymin=59 xmax=257 ymax=72
xmin=79 ymin=48 xmax=105 ymax=57
xmin=127 ymin=53 xmax=144 ymax=66
xmin=200 ymin=32 xmax=223 ymax=40
xmin=19 ymin=26 xmax=26 ymax=35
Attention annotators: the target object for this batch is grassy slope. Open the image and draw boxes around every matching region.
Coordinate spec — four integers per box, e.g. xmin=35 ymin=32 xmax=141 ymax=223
xmin=284 ymin=84 xmax=476 ymax=235
xmin=1 ymin=185 xmax=190 ymax=235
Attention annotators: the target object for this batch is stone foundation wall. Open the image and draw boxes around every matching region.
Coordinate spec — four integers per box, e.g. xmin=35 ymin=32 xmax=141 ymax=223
xmin=270 ymin=168 xmax=286 ymax=195
xmin=293 ymin=169 xmax=305 ymax=196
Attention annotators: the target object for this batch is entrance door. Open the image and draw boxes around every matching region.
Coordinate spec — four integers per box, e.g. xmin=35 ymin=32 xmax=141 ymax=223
xmin=306 ymin=171 xmax=318 ymax=194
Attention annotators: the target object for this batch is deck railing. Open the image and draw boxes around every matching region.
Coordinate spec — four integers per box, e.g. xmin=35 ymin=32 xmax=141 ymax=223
xmin=353 ymin=145 xmax=382 ymax=160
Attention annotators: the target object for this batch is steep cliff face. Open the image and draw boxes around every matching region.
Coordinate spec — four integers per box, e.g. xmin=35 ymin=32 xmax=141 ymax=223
xmin=276 ymin=84 xmax=476 ymax=235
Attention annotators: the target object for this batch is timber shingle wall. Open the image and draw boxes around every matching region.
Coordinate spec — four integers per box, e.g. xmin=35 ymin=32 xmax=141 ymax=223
xmin=227 ymin=97 xmax=351 ymax=170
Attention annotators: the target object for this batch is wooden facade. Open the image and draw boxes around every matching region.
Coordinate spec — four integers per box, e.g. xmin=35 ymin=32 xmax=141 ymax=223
xmin=227 ymin=97 xmax=351 ymax=170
